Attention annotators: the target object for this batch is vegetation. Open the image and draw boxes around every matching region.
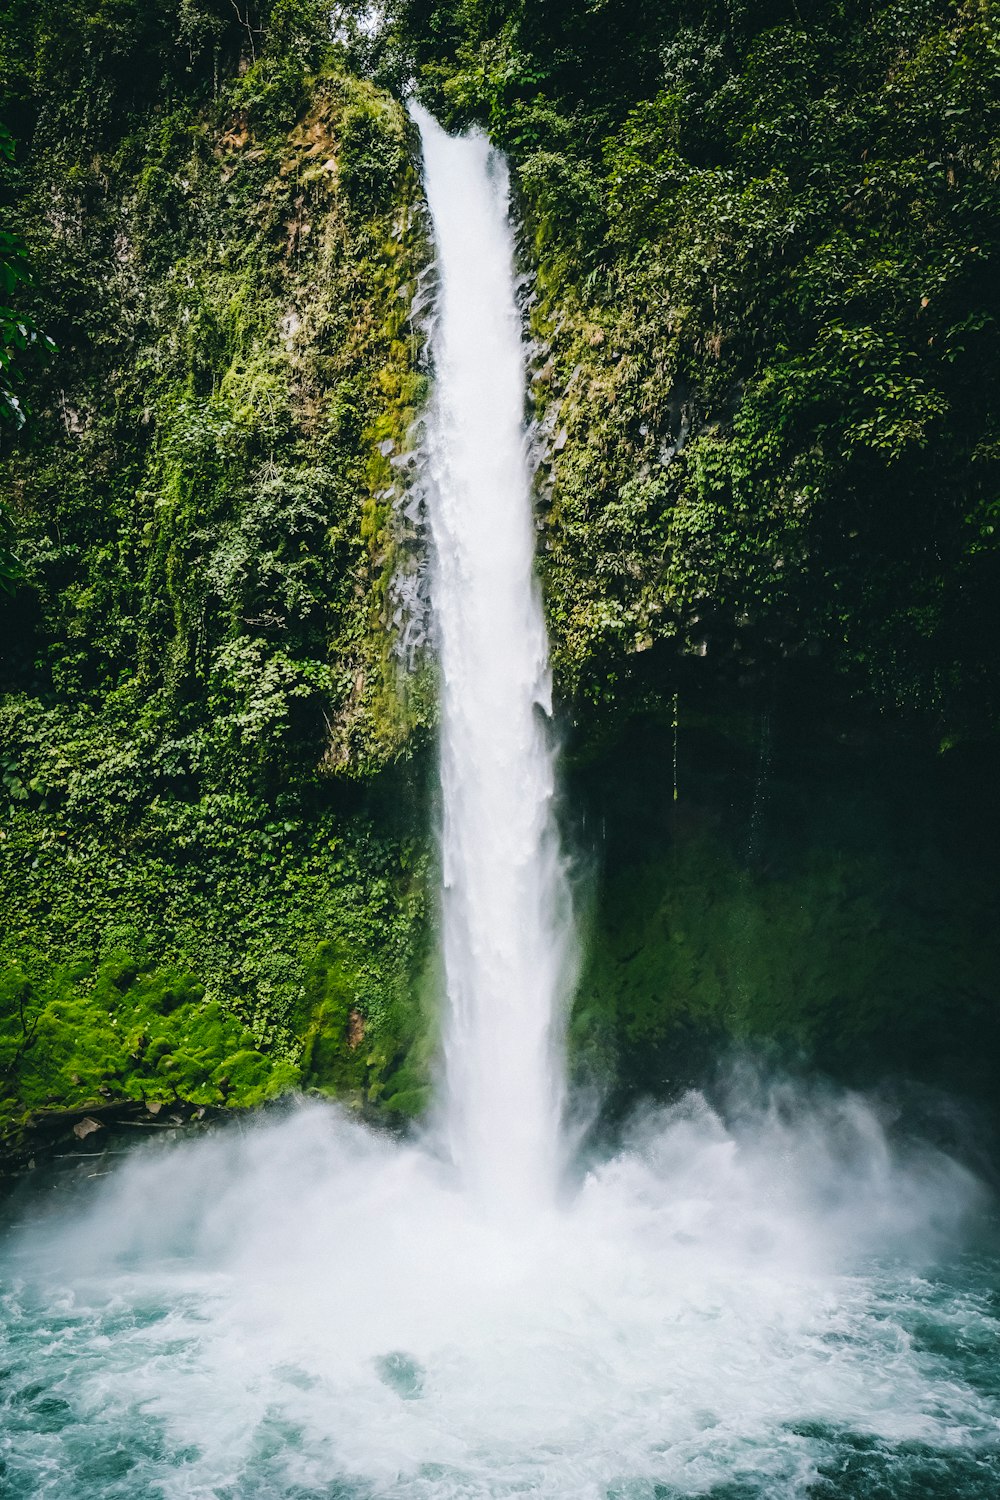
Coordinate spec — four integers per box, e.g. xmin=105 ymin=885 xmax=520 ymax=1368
xmin=568 ymin=699 xmax=1000 ymax=1116
xmin=1 ymin=0 xmax=998 ymax=1140
xmin=0 ymin=121 xmax=54 ymax=589
xmin=387 ymin=0 xmax=1000 ymax=739
xmin=0 ymin=2 xmax=435 ymax=1139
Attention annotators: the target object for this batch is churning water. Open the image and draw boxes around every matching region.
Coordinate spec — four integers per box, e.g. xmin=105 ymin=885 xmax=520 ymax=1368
xmin=2 ymin=116 xmax=1000 ymax=1499
xmin=1 ymin=1091 xmax=998 ymax=1498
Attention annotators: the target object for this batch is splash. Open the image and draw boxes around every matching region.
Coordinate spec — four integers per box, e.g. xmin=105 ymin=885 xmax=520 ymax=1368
xmin=413 ymin=106 xmax=573 ymax=1213
xmin=1 ymin=1087 xmax=993 ymax=1499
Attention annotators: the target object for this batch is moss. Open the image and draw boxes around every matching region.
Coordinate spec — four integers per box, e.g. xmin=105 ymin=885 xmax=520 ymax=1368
xmin=0 ymin=953 xmax=305 ymax=1134
xmin=298 ymin=938 xmax=369 ymax=1100
xmin=379 ymin=1079 xmax=432 ymax=1120
xmin=569 ymin=707 xmax=1000 ymax=1111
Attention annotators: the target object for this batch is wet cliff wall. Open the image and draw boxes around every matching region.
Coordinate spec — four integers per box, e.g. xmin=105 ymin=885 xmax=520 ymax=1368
xmin=2 ymin=0 xmax=999 ymax=1148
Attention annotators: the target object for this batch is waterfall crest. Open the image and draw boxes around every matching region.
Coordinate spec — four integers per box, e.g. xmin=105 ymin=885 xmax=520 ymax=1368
xmin=412 ymin=106 xmax=573 ymax=1213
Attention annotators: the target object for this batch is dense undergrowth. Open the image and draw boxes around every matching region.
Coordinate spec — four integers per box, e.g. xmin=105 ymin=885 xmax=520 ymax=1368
xmin=1 ymin=0 xmax=998 ymax=1137
xmin=0 ymin=3 xmax=436 ymax=1137
xmin=388 ymin=0 xmax=1000 ymax=1115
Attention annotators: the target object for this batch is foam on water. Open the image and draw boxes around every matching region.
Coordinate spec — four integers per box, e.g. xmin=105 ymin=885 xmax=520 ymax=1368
xmin=0 ymin=1088 xmax=996 ymax=1499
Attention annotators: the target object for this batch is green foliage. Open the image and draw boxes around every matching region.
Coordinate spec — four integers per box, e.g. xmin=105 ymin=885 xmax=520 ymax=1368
xmin=569 ymin=706 xmax=1000 ymax=1110
xmin=3 ymin=0 xmax=999 ymax=1135
xmin=0 ymin=123 xmax=55 ymax=589
xmin=0 ymin=225 xmax=33 ymax=429
xmin=2 ymin=51 xmax=430 ymax=767
xmin=0 ymin=20 xmax=436 ymax=1130
xmin=0 ymin=0 xmax=343 ymax=144
xmin=0 ymin=725 xmax=433 ymax=1135
xmin=0 ymin=954 xmax=294 ymax=1135
xmin=338 ymin=97 xmax=409 ymax=213
xmin=395 ymin=0 xmax=1000 ymax=741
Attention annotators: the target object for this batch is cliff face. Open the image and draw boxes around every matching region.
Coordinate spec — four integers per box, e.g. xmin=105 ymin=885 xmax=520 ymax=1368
xmin=406 ymin=0 xmax=1000 ymax=740
xmin=0 ymin=7 xmax=437 ymax=1137
xmin=2 ymin=1 xmax=999 ymax=1143
xmin=424 ymin=0 xmax=1000 ymax=1116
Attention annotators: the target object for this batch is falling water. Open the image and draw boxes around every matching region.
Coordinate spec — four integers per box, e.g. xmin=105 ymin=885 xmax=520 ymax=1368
xmin=413 ymin=106 xmax=573 ymax=1212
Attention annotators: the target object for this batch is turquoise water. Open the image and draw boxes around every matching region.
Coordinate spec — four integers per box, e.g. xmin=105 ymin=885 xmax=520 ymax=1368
xmin=1 ymin=1094 xmax=998 ymax=1499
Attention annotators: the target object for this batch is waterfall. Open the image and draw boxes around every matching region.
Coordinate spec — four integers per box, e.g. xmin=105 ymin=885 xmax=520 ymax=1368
xmin=0 ymin=93 xmax=993 ymax=1500
xmin=412 ymin=106 xmax=573 ymax=1213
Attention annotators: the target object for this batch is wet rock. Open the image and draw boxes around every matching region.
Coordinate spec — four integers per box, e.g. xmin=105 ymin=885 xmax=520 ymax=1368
xmin=347 ymin=1008 xmax=366 ymax=1049
xmin=72 ymin=1117 xmax=102 ymax=1141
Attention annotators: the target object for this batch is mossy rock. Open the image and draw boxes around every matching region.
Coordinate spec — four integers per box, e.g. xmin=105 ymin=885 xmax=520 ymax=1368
xmin=0 ymin=954 xmax=305 ymax=1136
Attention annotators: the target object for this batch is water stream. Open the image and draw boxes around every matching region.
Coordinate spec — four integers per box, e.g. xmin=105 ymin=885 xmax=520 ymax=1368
xmin=415 ymin=105 xmax=572 ymax=1214
xmin=1 ymin=115 xmax=999 ymax=1500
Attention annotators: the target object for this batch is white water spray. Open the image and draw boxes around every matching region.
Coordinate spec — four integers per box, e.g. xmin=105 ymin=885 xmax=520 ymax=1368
xmin=3 ymin=1089 xmax=990 ymax=1500
xmin=413 ymin=107 xmax=573 ymax=1212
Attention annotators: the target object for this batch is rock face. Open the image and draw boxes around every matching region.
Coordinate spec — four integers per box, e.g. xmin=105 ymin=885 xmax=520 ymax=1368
xmin=568 ymin=698 xmax=1000 ymax=1120
xmin=2 ymin=3 xmax=998 ymax=1134
xmin=400 ymin=0 xmax=1000 ymax=751
xmin=0 ymin=13 xmax=434 ymax=1138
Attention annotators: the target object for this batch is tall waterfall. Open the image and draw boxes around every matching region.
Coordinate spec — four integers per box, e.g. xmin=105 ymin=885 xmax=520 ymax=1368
xmin=1 ymin=122 xmax=988 ymax=1497
xmin=412 ymin=106 xmax=573 ymax=1213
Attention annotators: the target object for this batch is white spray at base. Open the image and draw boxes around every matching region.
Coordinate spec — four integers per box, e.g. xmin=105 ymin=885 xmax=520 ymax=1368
xmin=413 ymin=105 xmax=573 ymax=1212
xmin=2 ymin=1086 xmax=992 ymax=1500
